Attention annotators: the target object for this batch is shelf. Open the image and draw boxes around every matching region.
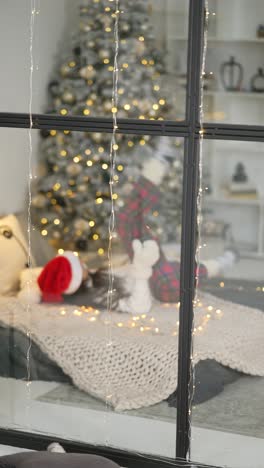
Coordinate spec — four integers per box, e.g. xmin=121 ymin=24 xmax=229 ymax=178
xmin=173 ymin=88 xmax=264 ymax=100
xmin=204 ymin=197 xmax=264 ymax=206
xmin=169 ymin=35 xmax=264 ymax=44
xmin=203 ymin=91 xmax=264 ymax=99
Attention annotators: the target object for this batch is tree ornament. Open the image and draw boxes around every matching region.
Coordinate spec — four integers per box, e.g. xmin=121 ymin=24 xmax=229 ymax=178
xmin=80 ymin=22 xmax=91 ymax=32
xmin=77 ymin=184 xmax=88 ymax=193
xmin=62 ymin=90 xmax=76 ymax=105
xmin=104 ymin=101 xmax=112 ymax=111
xmin=92 ymin=133 xmax=103 ymax=143
xmin=52 ymin=231 xmax=61 ymax=239
xmin=121 ymin=22 xmax=130 ymax=33
xmin=79 ymin=65 xmax=96 ymax=80
xmin=60 ymin=64 xmax=72 ymax=78
xmin=32 ymin=194 xmax=47 ymax=209
xmin=99 ymin=49 xmax=110 ymax=60
xmin=74 ymin=219 xmax=90 ymax=232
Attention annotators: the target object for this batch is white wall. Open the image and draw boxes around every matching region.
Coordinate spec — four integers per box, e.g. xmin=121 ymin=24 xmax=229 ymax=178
xmin=0 ymin=0 xmax=72 ymax=214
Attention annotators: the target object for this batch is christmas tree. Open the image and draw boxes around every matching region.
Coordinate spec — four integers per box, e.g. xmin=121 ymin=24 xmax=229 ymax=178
xmin=32 ymin=0 xmax=183 ymax=255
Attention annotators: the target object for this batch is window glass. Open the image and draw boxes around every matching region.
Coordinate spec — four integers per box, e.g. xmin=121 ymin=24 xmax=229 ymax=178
xmin=0 ymin=0 xmax=189 ymax=122
xmin=204 ymin=0 xmax=264 ymax=125
xmin=0 ymin=126 xmax=184 ymax=457
xmin=191 ymin=139 xmax=264 ymax=468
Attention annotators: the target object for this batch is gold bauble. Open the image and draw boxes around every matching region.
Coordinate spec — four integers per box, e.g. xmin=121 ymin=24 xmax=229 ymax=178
xmin=32 ymin=194 xmax=47 ymax=208
xmin=74 ymin=219 xmax=90 ymax=231
xmin=60 ymin=64 xmax=71 ymax=77
xmin=62 ymin=90 xmax=76 ymax=105
xmin=77 ymin=184 xmax=88 ymax=193
xmin=99 ymin=49 xmax=110 ymax=59
xmin=93 ymin=133 xmax=102 ymax=143
xmin=80 ymin=22 xmax=91 ymax=32
xmin=80 ymin=66 xmax=96 ymax=80
xmin=104 ymin=101 xmax=112 ymax=111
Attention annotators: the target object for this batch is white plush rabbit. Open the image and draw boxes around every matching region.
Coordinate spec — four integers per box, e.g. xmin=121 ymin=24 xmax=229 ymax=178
xmin=118 ymin=239 xmax=160 ymax=315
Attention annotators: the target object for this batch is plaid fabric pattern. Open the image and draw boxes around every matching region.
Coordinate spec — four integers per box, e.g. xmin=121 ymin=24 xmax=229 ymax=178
xmin=117 ymin=176 xmax=207 ymax=302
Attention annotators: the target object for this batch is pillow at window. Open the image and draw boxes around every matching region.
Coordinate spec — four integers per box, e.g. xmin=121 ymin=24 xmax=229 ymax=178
xmin=0 ymin=214 xmax=30 ymax=295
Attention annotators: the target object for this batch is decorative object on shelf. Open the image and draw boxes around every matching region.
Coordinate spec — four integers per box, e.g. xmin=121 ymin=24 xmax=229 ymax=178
xmin=201 ymin=220 xmax=231 ymax=239
xmin=250 ymin=68 xmax=264 ymax=93
xmin=257 ymin=24 xmax=264 ymax=38
xmin=220 ymin=56 xmax=243 ymax=91
xmin=229 ymin=163 xmax=257 ymax=198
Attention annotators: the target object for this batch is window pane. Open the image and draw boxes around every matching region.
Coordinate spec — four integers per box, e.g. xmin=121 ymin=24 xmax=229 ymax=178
xmin=204 ymin=0 xmax=264 ymax=125
xmin=0 ymin=126 xmax=183 ymax=457
xmin=191 ymin=139 xmax=264 ymax=468
xmin=0 ymin=0 xmax=188 ymax=121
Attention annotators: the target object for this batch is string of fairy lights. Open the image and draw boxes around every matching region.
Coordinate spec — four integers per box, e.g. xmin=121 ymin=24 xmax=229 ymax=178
xmin=57 ymin=299 xmax=224 ymax=337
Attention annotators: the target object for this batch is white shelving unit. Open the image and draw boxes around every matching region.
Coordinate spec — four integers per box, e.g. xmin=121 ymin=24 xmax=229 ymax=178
xmin=162 ymin=0 xmax=264 ymax=258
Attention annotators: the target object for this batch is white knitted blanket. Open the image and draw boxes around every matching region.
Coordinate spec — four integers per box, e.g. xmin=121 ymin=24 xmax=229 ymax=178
xmin=0 ymin=293 xmax=263 ymax=411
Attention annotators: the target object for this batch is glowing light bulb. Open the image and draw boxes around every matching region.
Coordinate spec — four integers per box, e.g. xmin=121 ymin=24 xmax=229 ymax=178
xmin=87 ymin=160 xmax=93 ymax=166
xmin=85 ymin=149 xmax=91 ymax=155
xmin=98 ymin=248 xmax=104 ymax=255
xmin=89 ymin=220 xmax=95 ymax=227
xmin=41 ymin=218 xmax=48 ymax=224
xmin=41 ymin=229 xmax=48 ymax=236
xmin=93 ymin=234 xmax=99 ymax=240
xmin=58 ymin=249 xmax=64 ymax=255
xmin=60 ymin=150 xmax=67 ymax=157
xmin=102 ymin=163 xmax=108 ymax=170
xmin=54 ymin=219 xmax=60 ymax=225
xmin=96 ymin=197 xmax=103 ymax=204
xmin=138 ymin=36 xmax=144 ymax=41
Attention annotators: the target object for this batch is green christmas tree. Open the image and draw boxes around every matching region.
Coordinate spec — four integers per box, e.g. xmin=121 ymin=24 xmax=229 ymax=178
xmin=32 ymin=0 xmax=183 ymax=256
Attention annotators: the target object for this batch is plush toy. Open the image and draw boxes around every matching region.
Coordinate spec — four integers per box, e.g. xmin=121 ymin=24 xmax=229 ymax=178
xmin=17 ymin=251 xmax=88 ymax=304
xmin=117 ymin=157 xmax=237 ymax=303
xmin=118 ymin=238 xmax=160 ymax=315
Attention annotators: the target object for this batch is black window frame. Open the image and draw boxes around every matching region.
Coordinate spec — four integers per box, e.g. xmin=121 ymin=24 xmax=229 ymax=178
xmin=0 ymin=1 xmax=263 ymax=467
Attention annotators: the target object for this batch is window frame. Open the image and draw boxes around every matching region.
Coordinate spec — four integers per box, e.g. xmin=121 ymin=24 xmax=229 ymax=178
xmin=0 ymin=1 xmax=263 ymax=466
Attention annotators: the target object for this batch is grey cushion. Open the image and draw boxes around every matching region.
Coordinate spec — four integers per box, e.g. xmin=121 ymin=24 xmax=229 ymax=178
xmin=0 ymin=453 xmax=120 ymax=468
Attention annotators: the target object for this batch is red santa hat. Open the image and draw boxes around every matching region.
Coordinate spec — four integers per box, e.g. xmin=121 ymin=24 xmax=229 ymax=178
xmin=37 ymin=251 xmax=83 ymax=303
